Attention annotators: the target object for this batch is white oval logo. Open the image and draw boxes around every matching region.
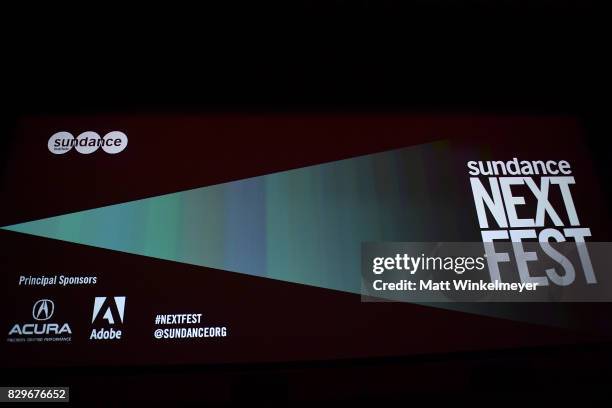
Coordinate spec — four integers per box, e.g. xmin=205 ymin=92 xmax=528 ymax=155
xmin=102 ymin=131 xmax=128 ymax=154
xmin=48 ymin=131 xmax=128 ymax=155
xmin=47 ymin=131 xmax=75 ymax=154
xmin=75 ymin=131 xmax=101 ymax=154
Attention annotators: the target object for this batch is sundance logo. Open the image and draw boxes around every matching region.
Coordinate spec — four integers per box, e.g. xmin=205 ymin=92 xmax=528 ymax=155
xmin=48 ymin=131 xmax=128 ymax=155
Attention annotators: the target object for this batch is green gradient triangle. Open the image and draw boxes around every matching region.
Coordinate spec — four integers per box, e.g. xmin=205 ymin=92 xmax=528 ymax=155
xmin=3 ymin=144 xmax=455 ymax=294
xmin=1 ymin=143 xmax=577 ymax=328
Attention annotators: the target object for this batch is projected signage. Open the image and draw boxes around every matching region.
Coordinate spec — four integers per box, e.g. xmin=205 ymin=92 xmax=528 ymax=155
xmin=1 ymin=114 xmax=610 ymax=368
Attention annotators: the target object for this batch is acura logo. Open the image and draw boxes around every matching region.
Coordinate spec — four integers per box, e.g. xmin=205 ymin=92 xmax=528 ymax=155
xmin=32 ymin=299 xmax=54 ymax=321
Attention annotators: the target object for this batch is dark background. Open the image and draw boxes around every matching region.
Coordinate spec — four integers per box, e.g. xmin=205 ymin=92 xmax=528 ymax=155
xmin=1 ymin=1 xmax=611 ymax=404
